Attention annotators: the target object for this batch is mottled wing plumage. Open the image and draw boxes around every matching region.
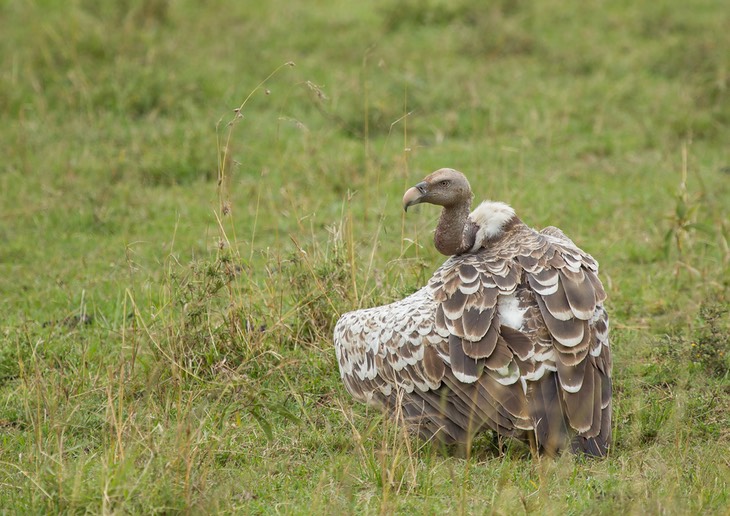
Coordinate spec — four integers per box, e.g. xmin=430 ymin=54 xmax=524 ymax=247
xmin=529 ymin=227 xmax=612 ymax=453
xmin=334 ymin=214 xmax=612 ymax=456
xmin=334 ymin=287 xmax=444 ymax=405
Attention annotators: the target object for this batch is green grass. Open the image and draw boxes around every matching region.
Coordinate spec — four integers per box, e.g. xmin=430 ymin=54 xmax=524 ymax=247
xmin=1 ymin=0 xmax=729 ymax=513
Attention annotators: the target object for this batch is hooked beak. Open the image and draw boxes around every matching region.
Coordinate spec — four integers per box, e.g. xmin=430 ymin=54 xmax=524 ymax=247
xmin=402 ymin=181 xmax=428 ymax=212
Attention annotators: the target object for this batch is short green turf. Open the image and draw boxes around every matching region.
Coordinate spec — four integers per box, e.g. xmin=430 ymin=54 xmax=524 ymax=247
xmin=1 ymin=0 xmax=728 ymax=513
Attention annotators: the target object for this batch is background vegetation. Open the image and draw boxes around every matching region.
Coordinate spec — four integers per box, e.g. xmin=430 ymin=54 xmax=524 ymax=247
xmin=1 ymin=0 xmax=728 ymax=513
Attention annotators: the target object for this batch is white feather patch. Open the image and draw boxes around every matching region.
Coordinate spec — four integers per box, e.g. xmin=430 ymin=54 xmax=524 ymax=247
xmin=590 ymin=340 xmax=603 ymax=357
xmin=452 ymin=370 xmax=479 ymax=384
xmin=533 ymin=348 xmax=556 ymax=363
xmin=494 ymin=361 xmax=521 ymax=385
xmin=469 ymin=201 xmax=516 ymax=249
xmin=559 ymin=378 xmax=582 ymax=394
xmin=497 ymin=293 xmax=527 ymax=329
xmin=523 ymin=362 xmax=549 ymax=382
xmin=554 ymin=330 xmax=585 ymax=348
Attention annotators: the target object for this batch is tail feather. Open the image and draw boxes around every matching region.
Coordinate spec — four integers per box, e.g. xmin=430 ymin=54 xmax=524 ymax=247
xmin=529 ymin=372 xmax=571 ymax=456
xmin=571 ymin=379 xmax=612 ymax=457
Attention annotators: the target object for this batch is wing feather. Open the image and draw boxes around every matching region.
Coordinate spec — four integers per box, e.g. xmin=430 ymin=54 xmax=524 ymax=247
xmin=527 ymin=374 xmax=570 ymax=455
xmin=449 ymin=334 xmax=481 ymax=383
xmin=483 ymin=335 xmax=514 ymax=372
xmin=462 ymin=322 xmax=499 ymax=359
xmin=423 ymin=344 xmax=446 ymax=384
xmin=461 ymin=306 xmax=495 ymax=341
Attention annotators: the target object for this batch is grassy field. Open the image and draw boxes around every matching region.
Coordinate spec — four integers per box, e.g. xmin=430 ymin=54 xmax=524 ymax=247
xmin=1 ymin=0 xmax=729 ymax=513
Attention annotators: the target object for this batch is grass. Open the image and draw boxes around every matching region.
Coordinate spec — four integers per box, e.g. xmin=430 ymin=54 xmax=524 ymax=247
xmin=1 ymin=0 xmax=729 ymax=513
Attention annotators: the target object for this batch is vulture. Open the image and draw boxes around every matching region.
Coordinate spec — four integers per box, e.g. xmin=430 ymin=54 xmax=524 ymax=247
xmin=333 ymin=168 xmax=612 ymax=456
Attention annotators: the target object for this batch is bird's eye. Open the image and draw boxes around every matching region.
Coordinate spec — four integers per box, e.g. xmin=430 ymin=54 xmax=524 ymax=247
xmin=440 ymin=180 xmax=449 ymax=187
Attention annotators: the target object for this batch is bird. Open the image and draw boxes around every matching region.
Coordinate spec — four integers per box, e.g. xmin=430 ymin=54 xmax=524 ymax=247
xmin=333 ymin=168 xmax=612 ymax=456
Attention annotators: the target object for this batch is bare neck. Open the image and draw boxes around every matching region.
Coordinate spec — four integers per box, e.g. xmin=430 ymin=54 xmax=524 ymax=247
xmin=434 ymin=202 xmax=472 ymax=255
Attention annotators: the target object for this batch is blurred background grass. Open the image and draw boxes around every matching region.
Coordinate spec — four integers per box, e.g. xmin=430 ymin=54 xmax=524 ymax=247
xmin=0 ymin=0 xmax=728 ymax=513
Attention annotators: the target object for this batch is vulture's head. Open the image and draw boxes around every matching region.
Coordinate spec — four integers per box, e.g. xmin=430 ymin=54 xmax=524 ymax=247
xmin=402 ymin=168 xmax=473 ymax=212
